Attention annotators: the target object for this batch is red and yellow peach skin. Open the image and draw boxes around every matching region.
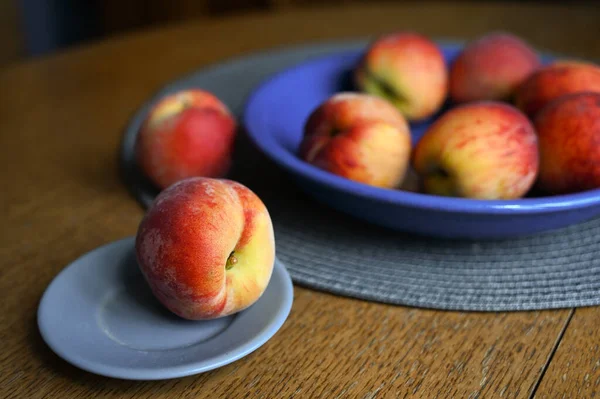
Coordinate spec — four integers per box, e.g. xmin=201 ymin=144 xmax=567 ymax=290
xmin=450 ymin=32 xmax=541 ymax=103
xmin=135 ymin=177 xmax=275 ymax=320
xmin=534 ymin=92 xmax=600 ymax=194
xmin=412 ymin=102 xmax=539 ymax=200
xmin=135 ymin=89 xmax=237 ymax=190
xmin=354 ymin=32 xmax=448 ymax=121
xmin=299 ymin=93 xmax=412 ymax=189
xmin=515 ymin=61 xmax=600 ymax=117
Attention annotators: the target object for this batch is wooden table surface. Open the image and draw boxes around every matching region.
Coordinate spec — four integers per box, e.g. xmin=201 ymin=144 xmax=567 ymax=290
xmin=2 ymin=2 xmax=600 ymax=398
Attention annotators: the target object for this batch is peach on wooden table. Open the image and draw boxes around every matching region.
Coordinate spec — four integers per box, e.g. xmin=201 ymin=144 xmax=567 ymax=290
xmin=135 ymin=89 xmax=237 ymax=190
xmin=299 ymin=92 xmax=412 ymax=189
xmin=412 ymin=102 xmax=539 ymax=200
xmin=135 ymin=177 xmax=275 ymax=320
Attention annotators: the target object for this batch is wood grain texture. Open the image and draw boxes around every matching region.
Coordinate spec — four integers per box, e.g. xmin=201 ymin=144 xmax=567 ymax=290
xmin=0 ymin=288 xmax=570 ymax=398
xmin=535 ymin=308 xmax=600 ymax=398
xmin=1 ymin=2 xmax=599 ymax=398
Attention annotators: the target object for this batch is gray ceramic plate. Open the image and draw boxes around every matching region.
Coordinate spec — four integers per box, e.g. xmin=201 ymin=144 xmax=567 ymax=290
xmin=37 ymin=237 xmax=293 ymax=380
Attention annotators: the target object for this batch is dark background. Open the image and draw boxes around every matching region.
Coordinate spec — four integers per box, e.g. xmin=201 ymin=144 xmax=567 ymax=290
xmin=0 ymin=0 xmax=590 ymax=68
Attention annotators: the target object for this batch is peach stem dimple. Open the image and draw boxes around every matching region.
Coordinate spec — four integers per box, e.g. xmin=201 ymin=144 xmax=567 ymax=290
xmin=364 ymin=68 xmax=409 ymax=107
xmin=425 ymin=166 xmax=460 ymax=197
xmin=330 ymin=127 xmax=342 ymax=136
xmin=226 ymin=251 xmax=238 ymax=270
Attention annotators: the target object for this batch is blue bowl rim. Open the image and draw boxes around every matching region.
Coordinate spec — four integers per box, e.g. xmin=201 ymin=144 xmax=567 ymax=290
xmin=242 ymin=40 xmax=600 ymax=215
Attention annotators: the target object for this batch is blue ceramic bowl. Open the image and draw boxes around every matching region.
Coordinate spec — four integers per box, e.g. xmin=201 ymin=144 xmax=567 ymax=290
xmin=243 ymin=42 xmax=600 ymax=239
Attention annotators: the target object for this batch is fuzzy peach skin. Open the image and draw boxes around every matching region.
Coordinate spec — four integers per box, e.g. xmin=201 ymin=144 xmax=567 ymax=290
xmin=412 ymin=102 xmax=539 ymax=199
xmin=449 ymin=32 xmax=541 ymax=103
xmin=515 ymin=61 xmax=600 ymax=116
xmin=135 ymin=89 xmax=237 ymax=190
xmin=354 ymin=32 xmax=448 ymax=121
xmin=135 ymin=177 xmax=275 ymax=320
xmin=534 ymin=92 xmax=600 ymax=194
xmin=299 ymin=93 xmax=411 ymax=188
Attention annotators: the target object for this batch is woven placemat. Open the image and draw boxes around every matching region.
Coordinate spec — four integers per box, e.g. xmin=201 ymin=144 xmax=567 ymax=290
xmin=119 ymin=40 xmax=600 ymax=312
